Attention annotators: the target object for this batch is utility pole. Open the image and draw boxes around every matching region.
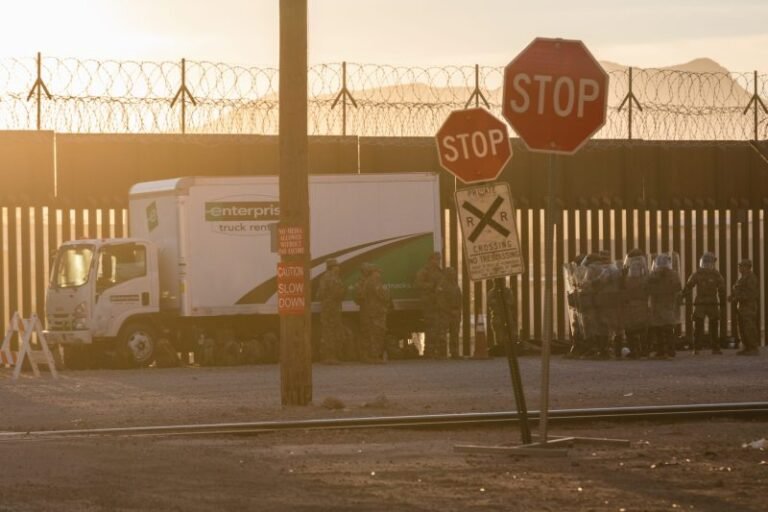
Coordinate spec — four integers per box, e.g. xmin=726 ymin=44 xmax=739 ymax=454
xmin=279 ymin=0 xmax=312 ymax=406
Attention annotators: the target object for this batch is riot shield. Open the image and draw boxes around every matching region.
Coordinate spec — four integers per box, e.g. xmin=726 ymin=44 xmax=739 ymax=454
xmin=563 ymin=262 xmax=585 ymax=349
xmin=649 ymin=251 xmax=683 ymax=326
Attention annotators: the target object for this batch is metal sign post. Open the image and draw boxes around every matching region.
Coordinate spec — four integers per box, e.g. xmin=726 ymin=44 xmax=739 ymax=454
xmin=454 ymin=182 xmax=531 ymax=445
xmin=460 ymin=36 xmax=628 ymax=455
xmin=540 ymin=153 xmax=556 ymax=441
xmin=496 ymin=277 xmax=530 ymax=444
xmin=502 ymin=37 xmax=610 ymax=443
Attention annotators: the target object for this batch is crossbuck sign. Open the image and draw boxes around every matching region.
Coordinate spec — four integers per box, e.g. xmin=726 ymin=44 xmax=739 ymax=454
xmin=456 ymin=182 xmax=525 ymax=281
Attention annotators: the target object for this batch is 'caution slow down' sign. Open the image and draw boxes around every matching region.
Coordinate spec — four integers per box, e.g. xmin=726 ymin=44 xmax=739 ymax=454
xmin=277 ymin=263 xmax=306 ymax=315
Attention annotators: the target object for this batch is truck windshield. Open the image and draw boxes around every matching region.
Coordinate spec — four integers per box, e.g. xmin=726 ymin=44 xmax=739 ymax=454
xmin=96 ymin=243 xmax=147 ymax=291
xmin=52 ymin=245 xmax=94 ymax=288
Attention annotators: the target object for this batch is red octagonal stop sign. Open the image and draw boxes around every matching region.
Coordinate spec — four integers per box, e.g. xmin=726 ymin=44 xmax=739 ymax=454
xmin=503 ymin=38 xmax=608 ymax=155
xmin=435 ymin=107 xmax=512 ymax=184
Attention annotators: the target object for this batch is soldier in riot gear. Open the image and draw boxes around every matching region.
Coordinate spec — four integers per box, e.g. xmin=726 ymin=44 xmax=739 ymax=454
xmin=621 ymin=249 xmax=650 ymax=358
xmin=683 ymin=252 xmax=726 ymax=354
xmin=579 ymin=253 xmax=617 ymax=359
xmin=564 ymin=254 xmax=587 ymax=358
xmin=647 ymin=252 xmax=682 ymax=358
xmin=729 ymin=259 xmax=760 ymax=355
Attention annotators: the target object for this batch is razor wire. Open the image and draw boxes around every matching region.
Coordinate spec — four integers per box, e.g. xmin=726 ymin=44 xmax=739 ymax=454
xmin=0 ymin=56 xmax=765 ymax=140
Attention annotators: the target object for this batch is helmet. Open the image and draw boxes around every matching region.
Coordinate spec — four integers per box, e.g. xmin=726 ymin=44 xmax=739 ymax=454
xmin=699 ymin=252 xmax=716 ymax=270
xmin=654 ymin=253 xmax=672 ymax=270
xmin=582 ymin=253 xmax=604 ymax=266
xmin=623 ymin=249 xmax=648 ymax=278
xmin=571 ymin=253 xmax=586 ymax=265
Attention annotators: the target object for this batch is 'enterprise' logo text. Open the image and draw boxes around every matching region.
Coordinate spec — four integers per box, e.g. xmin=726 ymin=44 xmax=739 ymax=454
xmin=205 ymin=201 xmax=280 ymax=221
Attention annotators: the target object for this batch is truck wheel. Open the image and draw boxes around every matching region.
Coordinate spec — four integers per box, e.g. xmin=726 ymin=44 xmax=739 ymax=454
xmin=119 ymin=323 xmax=157 ymax=367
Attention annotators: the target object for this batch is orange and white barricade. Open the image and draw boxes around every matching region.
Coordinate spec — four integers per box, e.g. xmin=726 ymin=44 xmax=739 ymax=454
xmin=1 ymin=312 xmax=58 ymax=380
xmin=0 ymin=343 xmax=17 ymax=366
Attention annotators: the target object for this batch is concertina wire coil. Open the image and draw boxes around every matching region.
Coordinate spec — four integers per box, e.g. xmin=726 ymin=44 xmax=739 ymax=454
xmin=0 ymin=57 xmax=764 ymax=141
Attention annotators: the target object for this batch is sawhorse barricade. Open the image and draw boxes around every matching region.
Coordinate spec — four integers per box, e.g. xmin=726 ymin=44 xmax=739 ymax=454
xmin=1 ymin=312 xmax=59 ymax=379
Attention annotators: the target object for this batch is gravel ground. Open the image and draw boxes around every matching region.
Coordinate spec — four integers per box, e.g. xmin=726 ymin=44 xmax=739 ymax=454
xmin=0 ymin=349 xmax=766 ymax=511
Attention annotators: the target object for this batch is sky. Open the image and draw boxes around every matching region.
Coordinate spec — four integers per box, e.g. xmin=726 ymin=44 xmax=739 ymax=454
xmin=1 ymin=0 xmax=766 ymax=71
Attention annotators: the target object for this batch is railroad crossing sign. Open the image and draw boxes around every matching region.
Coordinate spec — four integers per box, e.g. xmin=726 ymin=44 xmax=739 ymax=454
xmin=502 ymin=37 xmax=608 ymax=154
xmin=455 ymin=182 xmax=524 ymax=281
xmin=435 ymin=107 xmax=512 ymax=184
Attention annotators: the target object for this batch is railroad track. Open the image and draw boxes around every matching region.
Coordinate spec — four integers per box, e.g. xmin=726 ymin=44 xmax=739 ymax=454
xmin=1 ymin=402 xmax=767 ymax=441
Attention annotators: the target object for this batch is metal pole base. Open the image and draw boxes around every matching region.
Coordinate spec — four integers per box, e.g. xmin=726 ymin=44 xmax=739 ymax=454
xmin=454 ymin=435 xmax=630 ymax=458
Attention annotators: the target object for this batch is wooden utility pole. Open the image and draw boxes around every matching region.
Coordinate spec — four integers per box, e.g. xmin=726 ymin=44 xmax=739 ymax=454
xmin=279 ymin=0 xmax=312 ymax=406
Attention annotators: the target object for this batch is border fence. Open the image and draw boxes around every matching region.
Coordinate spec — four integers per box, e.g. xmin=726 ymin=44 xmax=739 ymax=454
xmin=0 ymin=55 xmax=766 ymax=139
xmin=2 ymin=194 xmax=765 ymax=355
xmin=1 ymin=135 xmax=767 ymax=354
xmin=0 ymin=54 xmax=767 ymax=354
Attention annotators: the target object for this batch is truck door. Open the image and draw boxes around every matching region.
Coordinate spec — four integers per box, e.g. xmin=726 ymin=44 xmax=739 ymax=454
xmin=92 ymin=242 xmax=155 ymax=337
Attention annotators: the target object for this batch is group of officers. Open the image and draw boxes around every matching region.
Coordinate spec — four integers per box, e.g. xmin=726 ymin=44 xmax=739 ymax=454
xmin=314 ymin=252 xmax=463 ymax=363
xmin=314 ymin=258 xmax=388 ymax=363
xmin=315 ymin=248 xmax=761 ymax=363
xmin=565 ymin=250 xmax=760 ymax=359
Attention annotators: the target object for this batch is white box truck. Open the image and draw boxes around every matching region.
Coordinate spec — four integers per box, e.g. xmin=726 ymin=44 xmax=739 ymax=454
xmin=45 ymin=173 xmax=442 ymax=367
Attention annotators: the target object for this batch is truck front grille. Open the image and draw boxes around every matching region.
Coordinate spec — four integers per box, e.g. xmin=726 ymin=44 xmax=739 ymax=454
xmin=48 ymin=314 xmax=73 ymax=330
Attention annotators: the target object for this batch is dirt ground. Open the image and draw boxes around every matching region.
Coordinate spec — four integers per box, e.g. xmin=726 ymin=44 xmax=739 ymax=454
xmin=1 ymin=350 xmax=766 ymax=511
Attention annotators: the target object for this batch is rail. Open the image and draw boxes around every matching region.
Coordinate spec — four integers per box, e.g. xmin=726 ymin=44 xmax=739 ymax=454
xmin=1 ymin=402 xmax=767 ymax=440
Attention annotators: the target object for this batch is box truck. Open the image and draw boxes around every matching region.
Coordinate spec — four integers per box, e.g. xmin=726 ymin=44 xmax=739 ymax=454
xmin=45 ymin=173 xmax=442 ymax=367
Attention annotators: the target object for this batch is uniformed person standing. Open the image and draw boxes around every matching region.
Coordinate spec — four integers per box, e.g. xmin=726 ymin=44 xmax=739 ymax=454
xmin=436 ymin=267 xmax=462 ymax=359
xmin=647 ymin=253 xmax=682 ymax=358
xmin=316 ymin=259 xmax=347 ymax=363
xmin=581 ymin=253 xmax=616 ymax=359
xmin=683 ymin=252 xmax=726 ymax=354
xmin=729 ymin=259 xmax=760 ymax=355
xmin=364 ymin=265 xmax=390 ymax=362
xmin=353 ymin=263 xmax=374 ymax=361
xmin=621 ymin=249 xmax=650 ymax=358
xmin=415 ymin=252 xmax=443 ymax=358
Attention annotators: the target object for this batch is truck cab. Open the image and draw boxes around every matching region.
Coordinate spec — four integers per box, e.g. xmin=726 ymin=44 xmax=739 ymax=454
xmin=46 ymin=238 xmax=160 ymax=366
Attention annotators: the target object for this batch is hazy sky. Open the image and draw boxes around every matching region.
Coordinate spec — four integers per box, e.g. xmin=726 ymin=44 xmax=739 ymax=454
xmin=2 ymin=0 xmax=766 ymax=71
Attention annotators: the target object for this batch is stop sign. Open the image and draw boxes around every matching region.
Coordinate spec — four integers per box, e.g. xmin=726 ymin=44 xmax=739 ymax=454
xmin=435 ymin=107 xmax=512 ymax=184
xmin=502 ymin=38 xmax=608 ymax=155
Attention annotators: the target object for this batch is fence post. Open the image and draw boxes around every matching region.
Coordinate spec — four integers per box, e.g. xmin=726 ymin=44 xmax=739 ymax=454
xmin=330 ymin=62 xmax=357 ymax=136
xmin=464 ymin=64 xmax=491 ymax=357
xmin=26 ymin=52 xmax=52 ymax=131
xmin=171 ymin=58 xmax=197 ymax=134
xmin=743 ymin=70 xmax=767 ymax=141
xmin=618 ymin=67 xmax=642 ymax=140
xmin=465 ymin=64 xmax=490 ymax=109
